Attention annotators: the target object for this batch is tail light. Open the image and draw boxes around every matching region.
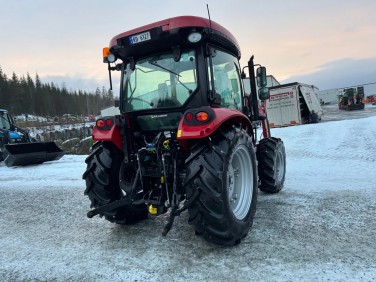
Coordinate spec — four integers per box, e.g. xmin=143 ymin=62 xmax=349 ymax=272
xmin=106 ymin=119 xmax=113 ymax=127
xmin=185 ymin=112 xmax=194 ymax=122
xmin=96 ymin=117 xmax=114 ymax=130
xmin=184 ymin=108 xmax=214 ymax=125
xmin=96 ymin=120 xmax=105 ymax=128
xmin=195 ymin=112 xmax=209 ymax=122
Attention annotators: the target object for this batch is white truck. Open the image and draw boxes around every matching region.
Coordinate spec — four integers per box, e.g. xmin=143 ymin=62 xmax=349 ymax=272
xmin=266 ymin=82 xmax=324 ymax=127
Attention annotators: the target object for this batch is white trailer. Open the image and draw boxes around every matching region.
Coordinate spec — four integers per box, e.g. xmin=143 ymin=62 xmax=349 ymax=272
xmin=266 ymin=83 xmax=324 ymax=127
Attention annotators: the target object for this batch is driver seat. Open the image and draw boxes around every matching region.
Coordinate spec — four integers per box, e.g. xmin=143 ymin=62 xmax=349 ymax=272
xmin=155 ymin=83 xmax=180 ymax=108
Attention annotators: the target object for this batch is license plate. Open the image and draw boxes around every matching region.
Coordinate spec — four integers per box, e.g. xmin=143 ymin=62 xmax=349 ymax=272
xmin=129 ymin=31 xmax=151 ymax=45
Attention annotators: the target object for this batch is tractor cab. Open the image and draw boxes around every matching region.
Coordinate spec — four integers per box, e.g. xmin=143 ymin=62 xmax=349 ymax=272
xmin=0 ymin=110 xmax=23 ymax=145
xmin=116 ymin=47 xmax=243 ymax=113
xmin=338 ymin=87 xmax=365 ymax=111
xmin=104 ymin=16 xmax=242 ymax=111
xmin=100 ymin=16 xmax=268 ymax=150
xmin=0 ymin=109 xmax=14 ymax=131
xmin=0 ymin=110 xmax=25 ymax=161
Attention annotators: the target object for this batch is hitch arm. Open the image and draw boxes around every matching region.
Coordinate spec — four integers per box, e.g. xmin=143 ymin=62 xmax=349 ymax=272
xmin=87 ymin=197 xmax=130 ymax=218
xmin=161 ymin=188 xmax=200 ymax=236
xmin=162 ymin=203 xmax=179 ymax=237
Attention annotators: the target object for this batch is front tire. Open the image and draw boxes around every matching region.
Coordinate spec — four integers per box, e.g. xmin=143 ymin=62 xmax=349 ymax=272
xmin=256 ymin=137 xmax=286 ymax=193
xmin=185 ymin=126 xmax=258 ymax=246
xmin=82 ymin=141 xmax=148 ymax=224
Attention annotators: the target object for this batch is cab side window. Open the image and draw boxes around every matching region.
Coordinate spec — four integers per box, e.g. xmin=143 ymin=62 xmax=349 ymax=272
xmin=208 ymin=49 xmax=242 ymax=110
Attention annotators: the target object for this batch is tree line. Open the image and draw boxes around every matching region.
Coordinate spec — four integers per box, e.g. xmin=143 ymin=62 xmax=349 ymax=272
xmin=0 ymin=67 xmax=114 ymax=117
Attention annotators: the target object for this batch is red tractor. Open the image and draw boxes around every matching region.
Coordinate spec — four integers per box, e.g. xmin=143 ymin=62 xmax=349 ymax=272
xmin=83 ymin=16 xmax=286 ymax=245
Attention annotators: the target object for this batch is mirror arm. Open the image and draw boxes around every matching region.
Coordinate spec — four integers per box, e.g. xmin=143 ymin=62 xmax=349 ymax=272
xmin=247 ymin=56 xmax=259 ymax=121
xmin=107 ymin=62 xmax=113 ymax=90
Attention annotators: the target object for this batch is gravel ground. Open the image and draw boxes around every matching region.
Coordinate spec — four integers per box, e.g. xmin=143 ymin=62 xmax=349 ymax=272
xmin=1 ymin=183 xmax=375 ymax=281
xmin=1 ymin=107 xmax=375 ymax=281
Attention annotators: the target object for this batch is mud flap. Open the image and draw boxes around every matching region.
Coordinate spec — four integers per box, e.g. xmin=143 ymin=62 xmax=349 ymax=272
xmin=4 ymin=142 xmax=65 ymax=167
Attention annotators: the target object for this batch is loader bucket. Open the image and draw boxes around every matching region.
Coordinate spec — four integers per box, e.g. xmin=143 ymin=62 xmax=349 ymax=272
xmin=4 ymin=142 xmax=65 ymax=167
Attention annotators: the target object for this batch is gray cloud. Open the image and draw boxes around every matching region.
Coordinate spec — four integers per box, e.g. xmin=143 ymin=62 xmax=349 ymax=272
xmin=281 ymin=58 xmax=376 ymax=93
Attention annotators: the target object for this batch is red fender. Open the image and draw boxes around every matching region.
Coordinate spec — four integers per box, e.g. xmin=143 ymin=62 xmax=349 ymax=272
xmin=92 ymin=123 xmax=122 ymax=151
xmin=177 ymin=107 xmax=252 ymax=151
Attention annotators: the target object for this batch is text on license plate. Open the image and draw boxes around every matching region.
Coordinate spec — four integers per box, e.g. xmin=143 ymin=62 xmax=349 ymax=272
xmin=129 ymin=31 xmax=151 ymax=45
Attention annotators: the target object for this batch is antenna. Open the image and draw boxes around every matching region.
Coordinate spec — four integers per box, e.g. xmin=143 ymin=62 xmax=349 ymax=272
xmin=206 ymin=4 xmax=213 ymax=34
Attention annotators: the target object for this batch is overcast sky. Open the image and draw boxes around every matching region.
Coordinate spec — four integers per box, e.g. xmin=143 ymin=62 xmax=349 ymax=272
xmin=1 ymin=0 xmax=375 ymax=95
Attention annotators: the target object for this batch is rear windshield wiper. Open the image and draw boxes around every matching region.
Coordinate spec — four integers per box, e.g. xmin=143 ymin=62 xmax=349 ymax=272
xmin=148 ymin=60 xmax=181 ymax=77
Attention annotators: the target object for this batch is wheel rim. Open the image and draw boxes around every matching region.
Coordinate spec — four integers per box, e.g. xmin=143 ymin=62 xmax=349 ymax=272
xmin=227 ymin=144 xmax=253 ymax=220
xmin=275 ymin=147 xmax=285 ymax=183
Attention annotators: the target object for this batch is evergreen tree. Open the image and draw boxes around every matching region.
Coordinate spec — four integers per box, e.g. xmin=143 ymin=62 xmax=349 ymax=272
xmin=0 ymin=67 xmax=10 ymax=108
xmin=0 ymin=66 xmax=110 ymax=117
xmin=9 ymin=72 xmax=24 ymax=114
xmin=26 ymin=73 xmax=35 ymax=114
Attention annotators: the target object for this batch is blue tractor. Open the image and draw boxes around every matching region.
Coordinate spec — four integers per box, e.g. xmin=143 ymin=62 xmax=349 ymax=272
xmin=0 ymin=109 xmax=64 ymax=166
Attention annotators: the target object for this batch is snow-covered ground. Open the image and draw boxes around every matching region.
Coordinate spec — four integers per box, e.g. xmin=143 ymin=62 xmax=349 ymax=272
xmin=0 ymin=111 xmax=376 ymax=281
xmin=15 ymin=114 xmax=47 ymax=122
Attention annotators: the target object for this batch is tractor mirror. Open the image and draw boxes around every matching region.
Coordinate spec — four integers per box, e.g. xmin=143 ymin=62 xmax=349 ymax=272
xmin=114 ymin=99 xmax=120 ymax=107
xmin=256 ymin=66 xmax=267 ymax=88
xmin=258 ymin=87 xmax=270 ymax=101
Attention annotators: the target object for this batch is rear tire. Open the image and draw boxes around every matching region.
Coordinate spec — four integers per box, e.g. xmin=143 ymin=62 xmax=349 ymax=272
xmin=256 ymin=137 xmax=286 ymax=193
xmin=82 ymin=141 xmax=148 ymax=224
xmin=185 ymin=126 xmax=258 ymax=246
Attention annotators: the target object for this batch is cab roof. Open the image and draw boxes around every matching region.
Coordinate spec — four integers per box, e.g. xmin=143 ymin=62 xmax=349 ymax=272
xmin=109 ymin=16 xmax=241 ymax=59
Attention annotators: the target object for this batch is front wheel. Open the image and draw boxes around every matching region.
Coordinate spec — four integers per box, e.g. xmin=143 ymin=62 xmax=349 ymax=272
xmin=185 ymin=126 xmax=258 ymax=246
xmin=257 ymin=137 xmax=286 ymax=193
